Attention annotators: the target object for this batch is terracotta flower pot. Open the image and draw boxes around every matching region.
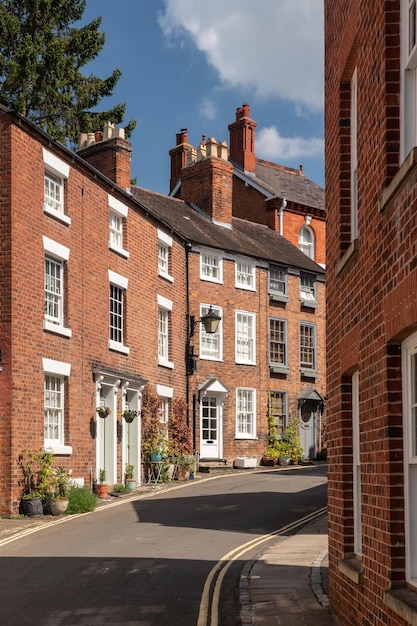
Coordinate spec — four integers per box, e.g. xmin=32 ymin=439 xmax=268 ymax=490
xmin=97 ymin=483 xmax=108 ymax=498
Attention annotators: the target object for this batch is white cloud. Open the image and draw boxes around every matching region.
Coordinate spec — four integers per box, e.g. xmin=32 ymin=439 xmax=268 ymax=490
xmin=158 ymin=0 xmax=324 ymax=110
xmin=256 ymin=126 xmax=324 ymax=161
xmin=199 ymin=97 xmax=217 ymax=121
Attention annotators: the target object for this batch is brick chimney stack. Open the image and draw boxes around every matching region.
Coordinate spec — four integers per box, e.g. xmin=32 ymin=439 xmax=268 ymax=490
xmin=178 ymin=137 xmax=233 ymax=226
xmin=228 ymin=103 xmax=257 ymax=174
xmin=169 ymin=128 xmax=192 ymax=192
xmin=77 ymin=123 xmax=132 ymax=190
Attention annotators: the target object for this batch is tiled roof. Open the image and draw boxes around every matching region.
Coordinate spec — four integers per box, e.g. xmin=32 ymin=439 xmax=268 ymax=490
xmin=131 ymin=186 xmax=325 ymax=276
xmin=240 ymin=159 xmax=325 ymax=211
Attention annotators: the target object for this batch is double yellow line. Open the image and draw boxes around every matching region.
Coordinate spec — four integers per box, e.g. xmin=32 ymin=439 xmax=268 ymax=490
xmin=197 ymin=506 xmax=327 ymax=626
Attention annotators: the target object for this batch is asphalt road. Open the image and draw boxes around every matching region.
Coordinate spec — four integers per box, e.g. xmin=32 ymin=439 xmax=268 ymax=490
xmin=0 ymin=465 xmax=327 ymax=626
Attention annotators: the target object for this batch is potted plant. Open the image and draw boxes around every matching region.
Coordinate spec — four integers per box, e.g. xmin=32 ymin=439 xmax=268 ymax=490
xmin=262 ymin=446 xmax=279 ymax=466
xmin=122 ymin=409 xmax=138 ymax=424
xmin=141 ymin=385 xmax=167 ymax=465
xmin=96 ymin=405 xmax=112 ymax=419
xmin=125 ymin=464 xmax=136 ymax=490
xmin=97 ymin=468 xmax=108 ymax=498
xmin=276 ymin=441 xmax=292 ymax=465
xmin=176 ymin=454 xmax=196 ymax=481
xmin=18 ymin=448 xmax=54 ymax=517
xmin=50 ymin=467 xmax=69 ymax=515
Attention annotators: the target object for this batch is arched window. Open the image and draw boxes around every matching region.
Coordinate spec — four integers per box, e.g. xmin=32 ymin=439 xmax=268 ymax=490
xmin=299 ymin=226 xmax=315 ymax=260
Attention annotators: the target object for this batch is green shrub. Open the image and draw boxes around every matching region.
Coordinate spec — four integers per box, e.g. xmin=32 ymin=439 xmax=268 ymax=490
xmin=113 ymin=483 xmax=130 ymax=493
xmin=66 ymin=485 xmax=97 ymax=514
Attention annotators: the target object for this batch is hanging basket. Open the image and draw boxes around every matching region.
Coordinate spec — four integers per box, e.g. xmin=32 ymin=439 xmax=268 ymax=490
xmin=96 ymin=406 xmax=111 ymax=419
xmin=122 ymin=410 xmax=138 ymax=423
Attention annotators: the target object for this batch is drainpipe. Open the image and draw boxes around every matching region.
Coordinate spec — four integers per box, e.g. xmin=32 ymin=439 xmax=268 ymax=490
xmin=279 ymin=198 xmax=287 ymax=236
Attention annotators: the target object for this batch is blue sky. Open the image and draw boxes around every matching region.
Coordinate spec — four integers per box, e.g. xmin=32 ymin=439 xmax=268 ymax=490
xmin=82 ymin=0 xmax=324 ymax=194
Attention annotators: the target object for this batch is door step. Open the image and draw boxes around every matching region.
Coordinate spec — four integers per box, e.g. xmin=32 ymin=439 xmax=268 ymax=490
xmin=198 ymin=459 xmax=230 ymax=474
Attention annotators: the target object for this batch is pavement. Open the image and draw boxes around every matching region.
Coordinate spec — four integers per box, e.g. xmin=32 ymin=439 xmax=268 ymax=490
xmin=0 ymin=468 xmax=336 ymax=626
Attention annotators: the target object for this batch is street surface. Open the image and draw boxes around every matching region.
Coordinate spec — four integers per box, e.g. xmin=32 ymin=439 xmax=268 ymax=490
xmin=0 ymin=465 xmax=327 ymax=625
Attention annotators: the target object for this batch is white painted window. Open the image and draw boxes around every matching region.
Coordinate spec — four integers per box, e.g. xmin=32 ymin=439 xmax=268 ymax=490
xmin=158 ymin=229 xmax=173 ymax=282
xmin=108 ymin=195 xmax=129 ymax=258
xmin=236 ymin=388 xmax=256 ymax=438
xmin=200 ymin=250 xmax=223 ymax=283
xmin=401 ymin=1 xmax=417 ymax=160
xmin=352 ymin=370 xmax=362 ymax=556
xmin=42 ymin=358 xmax=72 ymax=455
xmin=300 ymin=323 xmax=316 ymax=371
xmin=42 ymin=149 xmax=70 ymax=225
xmin=158 ymin=295 xmax=173 ymax=368
xmin=108 ymin=270 xmax=129 ymax=354
xmin=268 ymin=267 xmax=288 ymax=299
xmin=43 ymin=237 xmax=71 ymax=338
xmin=269 ymin=318 xmax=287 ymax=368
xmin=300 ymin=273 xmax=317 ymax=305
xmin=236 ymin=258 xmax=256 ymax=290
xmin=236 ymin=311 xmax=256 ymax=364
xmin=299 ymin=226 xmax=315 ymax=259
xmin=351 ymin=68 xmax=358 ymax=240
xmin=402 ymin=332 xmax=417 ymax=586
xmin=200 ymin=304 xmax=222 ymax=360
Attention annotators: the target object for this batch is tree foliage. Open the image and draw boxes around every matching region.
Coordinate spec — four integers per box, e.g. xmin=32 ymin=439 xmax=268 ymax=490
xmin=0 ymin=0 xmax=136 ymax=145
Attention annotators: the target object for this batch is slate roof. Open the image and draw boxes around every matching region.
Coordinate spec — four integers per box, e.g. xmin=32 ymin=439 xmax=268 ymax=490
xmin=237 ymin=159 xmax=325 ymax=211
xmin=131 ymin=186 xmax=325 ymax=277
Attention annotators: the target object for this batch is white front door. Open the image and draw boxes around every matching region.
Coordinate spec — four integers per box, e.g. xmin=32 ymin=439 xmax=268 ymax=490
xmin=300 ymin=405 xmax=316 ymax=459
xmin=200 ymin=396 xmax=221 ymax=459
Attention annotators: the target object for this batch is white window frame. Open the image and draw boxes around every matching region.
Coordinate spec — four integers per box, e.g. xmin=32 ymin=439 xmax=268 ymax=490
xmin=236 ymin=388 xmax=256 ymax=439
xmin=42 ymin=357 xmax=72 ymax=455
xmin=108 ymin=270 xmax=129 ymax=354
xmin=299 ymin=322 xmax=317 ymax=373
xmin=158 ymin=295 xmax=173 ymax=369
xmin=158 ymin=229 xmax=173 ymax=282
xmin=108 ymin=195 xmax=129 ymax=258
xmin=200 ymin=304 xmax=223 ymax=361
xmin=402 ymin=332 xmax=417 ymax=586
xmin=300 ymin=273 xmax=318 ymax=306
xmin=352 ymin=370 xmax=362 ymax=556
xmin=236 ymin=311 xmax=256 ymax=365
xmin=269 ymin=317 xmax=288 ymax=370
xmin=401 ymin=0 xmax=417 ymax=161
xmin=42 ymin=149 xmax=70 ymax=225
xmin=43 ymin=236 xmax=71 ymax=338
xmin=299 ymin=226 xmax=315 ymax=260
xmin=235 ymin=258 xmax=256 ymax=290
xmin=268 ymin=267 xmax=288 ymax=301
xmin=350 ymin=68 xmax=358 ymax=240
xmin=200 ymin=249 xmax=223 ymax=283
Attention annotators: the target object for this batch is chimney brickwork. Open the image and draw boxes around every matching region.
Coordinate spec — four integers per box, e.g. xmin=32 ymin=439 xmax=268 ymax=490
xmin=169 ymin=129 xmax=191 ymax=192
xmin=77 ymin=124 xmax=132 ymax=189
xmin=228 ymin=103 xmax=257 ymax=173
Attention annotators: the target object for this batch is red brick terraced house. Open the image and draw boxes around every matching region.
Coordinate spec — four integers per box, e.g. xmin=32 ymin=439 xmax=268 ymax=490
xmin=0 ymin=107 xmax=188 ymax=515
xmin=0 ymin=101 xmax=325 ymax=515
xmin=325 ymin=1 xmax=417 ymax=624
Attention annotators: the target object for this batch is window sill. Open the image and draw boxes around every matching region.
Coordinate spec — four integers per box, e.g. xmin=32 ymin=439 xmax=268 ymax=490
xmin=385 ymin=586 xmax=417 ymax=625
xmin=269 ymin=365 xmax=289 ymax=375
xmin=236 ymin=284 xmax=256 ymax=291
xmin=300 ymin=299 xmax=318 ymax=309
xmin=109 ymin=242 xmax=129 ymax=259
xmin=44 ymin=444 xmax=73 ymax=456
xmin=335 ymin=238 xmax=359 ymax=276
xmin=338 ymin=555 xmax=363 ymax=585
xmin=43 ymin=204 xmax=71 ymax=225
xmin=300 ymin=368 xmax=318 ymax=378
xmin=200 ymin=355 xmax=223 ymax=362
xmin=43 ymin=320 xmax=72 ymax=338
xmin=108 ymin=340 xmax=130 ymax=355
xmin=235 ymin=435 xmax=258 ymax=440
xmin=158 ymin=270 xmax=174 ymax=283
xmin=269 ymin=293 xmax=289 ymax=303
xmin=235 ymin=360 xmax=256 ymax=366
xmin=200 ymin=276 xmax=223 ymax=285
xmin=158 ymin=358 xmax=174 ymax=369
xmin=379 ymin=146 xmax=417 ymax=214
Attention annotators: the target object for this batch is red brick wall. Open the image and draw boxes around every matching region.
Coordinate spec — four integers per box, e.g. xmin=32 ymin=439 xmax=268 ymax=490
xmin=325 ymin=1 xmax=411 ymax=624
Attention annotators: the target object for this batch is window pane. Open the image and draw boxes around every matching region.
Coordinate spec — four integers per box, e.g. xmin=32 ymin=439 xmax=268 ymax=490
xmin=269 ymin=318 xmax=286 ymax=365
xmin=44 ymin=173 xmax=63 ymax=212
xmin=269 ymin=391 xmax=287 ymax=437
xmin=45 ymin=258 xmax=62 ymax=323
xmin=269 ymin=269 xmax=286 ymax=295
xmin=236 ymin=313 xmax=254 ymax=362
xmin=158 ymin=309 xmax=168 ymax=359
xmin=202 ymin=253 xmax=220 ymax=279
xmin=109 ymin=213 xmax=122 ymax=247
xmin=237 ymin=389 xmax=254 ymax=436
xmin=201 ymin=305 xmax=221 ymax=358
xmin=300 ymin=324 xmax=315 ymax=369
xmin=110 ymin=284 xmax=123 ymax=343
xmin=44 ymin=375 xmax=62 ymax=441
xmin=158 ymin=243 xmax=168 ymax=273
